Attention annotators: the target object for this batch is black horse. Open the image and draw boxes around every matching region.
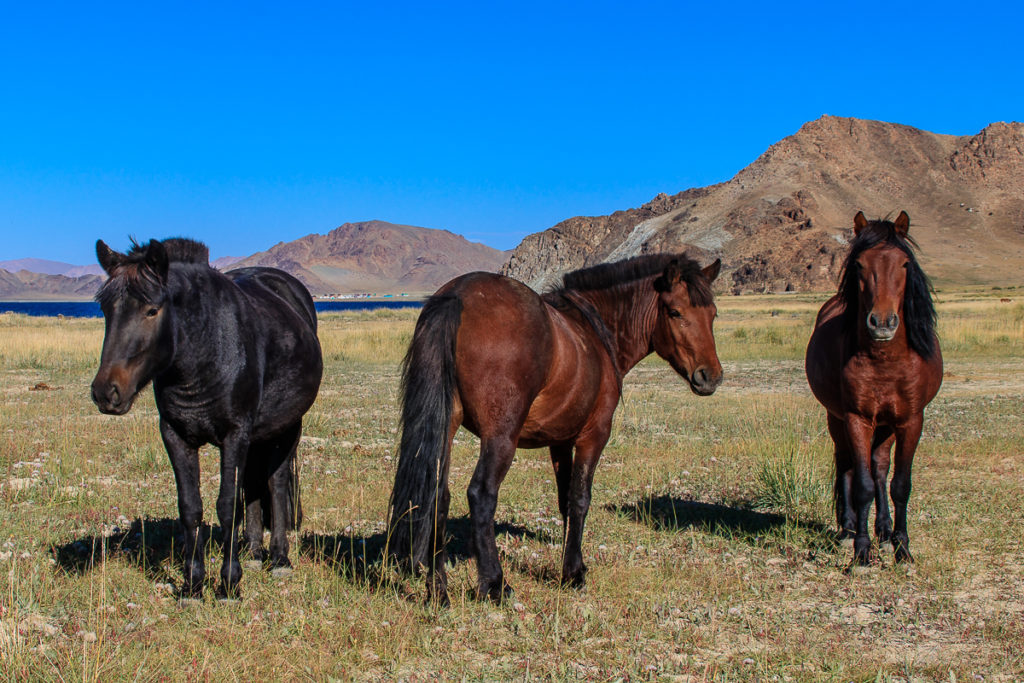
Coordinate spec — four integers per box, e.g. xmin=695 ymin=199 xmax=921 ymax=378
xmin=91 ymin=238 xmax=323 ymax=598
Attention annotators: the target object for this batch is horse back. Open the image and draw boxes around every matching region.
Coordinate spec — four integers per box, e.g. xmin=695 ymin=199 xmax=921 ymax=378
xmin=226 ymin=267 xmax=318 ymax=333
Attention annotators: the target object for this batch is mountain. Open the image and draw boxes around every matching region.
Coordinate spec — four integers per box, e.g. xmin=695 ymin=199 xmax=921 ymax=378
xmin=0 ymin=269 xmax=104 ymax=300
xmin=501 ymin=117 xmax=1024 ymax=292
xmin=0 ymin=258 xmax=103 ymax=278
xmin=230 ymin=220 xmax=508 ymax=295
xmin=211 ymin=255 xmax=244 ymax=270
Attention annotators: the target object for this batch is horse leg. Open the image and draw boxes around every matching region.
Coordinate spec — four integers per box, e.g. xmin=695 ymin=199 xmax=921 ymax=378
xmin=560 ymin=432 xmax=608 ymax=589
xmin=160 ymin=420 xmax=205 ymax=598
xmin=466 ymin=433 xmax=517 ymax=602
xmin=845 ymin=416 xmax=876 ymax=567
xmin=549 ymin=443 xmax=573 ymax=521
xmin=266 ymin=423 xmax=302 ymax=576
xmin=871 ymin=426 xmax=895 ymax=545
xmin=242 ymin=448 xmax=268 ymax=568
xmin=216 ymin=429 xmax=251 ymax=597
xmin=826 ymin=414 xmax=855 ymax=540
xmin=425 ymin=396 xmax=462 ymax=607
xmin=891 ymin=416 xmax=923 ymax=563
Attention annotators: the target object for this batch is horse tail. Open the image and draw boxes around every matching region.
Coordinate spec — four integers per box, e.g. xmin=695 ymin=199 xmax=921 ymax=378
xmin=387 ymin=294 xmax=462 ymax=572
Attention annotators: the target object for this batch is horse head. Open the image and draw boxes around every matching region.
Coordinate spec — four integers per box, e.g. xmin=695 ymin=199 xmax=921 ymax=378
xmin=91 ymin=239 xmax=176 ymax=415
xmin=851 ymin=211 xmax=912 ymax=343
xmin=651 ymin=257 xmax=723 ymax=395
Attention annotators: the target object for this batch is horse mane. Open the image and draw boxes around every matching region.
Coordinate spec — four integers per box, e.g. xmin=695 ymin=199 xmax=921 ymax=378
xmin=837 ymin=218 xmax=937 ymax=359
xmin=126 ymin=237 xmax=210 ymax=265
xmin=96 ymin=238 xmax=211 ymax=307
xmin=548 ymin=253 xmax=712 ymax=306
xmin=543 ymin=253 xmax=712 ymax=393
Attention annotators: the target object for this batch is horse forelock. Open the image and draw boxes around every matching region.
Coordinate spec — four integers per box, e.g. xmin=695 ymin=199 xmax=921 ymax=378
xmin=95 ymin=263 xmax=166 ymax=307
xmin=838 ymin=219 xmax=937 ymax=358
xmin=554 ymin=253 xmax=713 ymax=307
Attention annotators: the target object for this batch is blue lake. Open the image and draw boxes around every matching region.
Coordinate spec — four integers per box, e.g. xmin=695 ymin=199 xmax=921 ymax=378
xmin=0 ymin=299 xmax=423 ymax=318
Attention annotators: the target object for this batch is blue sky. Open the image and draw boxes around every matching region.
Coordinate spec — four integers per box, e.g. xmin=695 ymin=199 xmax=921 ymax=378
xmin=1 ymin=1 xmax=1021 ymax=264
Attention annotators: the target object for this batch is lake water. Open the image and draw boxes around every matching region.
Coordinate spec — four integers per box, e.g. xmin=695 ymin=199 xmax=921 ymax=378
xmin=0 ymin=299 xmax=423 ymax=318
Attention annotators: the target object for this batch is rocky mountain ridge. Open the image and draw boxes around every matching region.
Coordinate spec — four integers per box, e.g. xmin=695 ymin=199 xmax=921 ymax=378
xmin=502 ymin=117 xmax=1024 ymax=292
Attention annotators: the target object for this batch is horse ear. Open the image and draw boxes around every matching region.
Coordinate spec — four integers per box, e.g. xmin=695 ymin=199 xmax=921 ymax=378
xmin=653 ymin=259 xmax=680 ymax=293
xmin=853 ymin=211 xmax=868 ymax=235
xmin=96 ymin=240 xmax=125 ymax=275
xmin=143 ymin=239 xmax=169 ymax=282
xmin=702 ymin=258 xmax=721 ymax=283
xmin=894 ymin=211 xmax=910 ymax=236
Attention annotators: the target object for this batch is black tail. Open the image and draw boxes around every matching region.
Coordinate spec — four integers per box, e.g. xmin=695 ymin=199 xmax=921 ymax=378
xmin=387 ymin=294 xmax=462 ymax=571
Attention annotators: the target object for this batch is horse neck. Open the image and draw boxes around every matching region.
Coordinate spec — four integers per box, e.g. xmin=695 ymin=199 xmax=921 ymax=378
xmin=162 ymin=267 xmax=229 ymax=377
xmin=572 ymin=281 xmax=659 ymax=374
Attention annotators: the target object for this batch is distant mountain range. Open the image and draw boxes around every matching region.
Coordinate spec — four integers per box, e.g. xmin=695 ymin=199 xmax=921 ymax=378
xmin=4 ymin=116 xmax=1022 ymax=300
xmin=502 ymin=117 xmax=1024 ymax=292
xmin=0 ymin=258 xmax=104 ymax=278
xmin=0 ymin=222 xmax=506 ymax=300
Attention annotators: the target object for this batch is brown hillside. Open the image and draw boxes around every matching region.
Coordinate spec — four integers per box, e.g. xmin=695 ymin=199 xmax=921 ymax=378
xmin=231 ymin=220 xmax=507 ymax=295
xmin=502 ymin=117 xmax=1024 ymax=292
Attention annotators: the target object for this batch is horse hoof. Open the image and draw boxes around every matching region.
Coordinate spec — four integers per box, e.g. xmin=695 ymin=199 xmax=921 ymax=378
xmin=270 ymin=566 xmax=293 ymax=579
xmin=476 ymin=583 xmax=513 ymax=604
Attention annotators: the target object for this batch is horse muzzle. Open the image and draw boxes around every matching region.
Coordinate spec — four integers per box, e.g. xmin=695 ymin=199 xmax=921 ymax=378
xmin=866 ymin=311 xmax=899 ymax=342
xmin=688 ymin=365 xmax=723 ymax=396
xmin=91 ymin=377 xmax=136 ymax=415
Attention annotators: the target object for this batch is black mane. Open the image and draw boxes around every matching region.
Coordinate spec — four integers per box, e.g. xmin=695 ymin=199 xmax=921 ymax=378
xmin=548 ymin=253 xmax=713 ymax=306
xmin=838 ymin=219 xmax=937 ymax=358
xmin=127 ymin=237 xmax=210 ymax=264
xmin=96 ymin=238 xmax=210 ymax=307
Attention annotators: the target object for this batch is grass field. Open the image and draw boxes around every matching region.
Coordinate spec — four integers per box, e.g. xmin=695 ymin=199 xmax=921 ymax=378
xmin=1 ymin=288 xmax=1022 ymax=681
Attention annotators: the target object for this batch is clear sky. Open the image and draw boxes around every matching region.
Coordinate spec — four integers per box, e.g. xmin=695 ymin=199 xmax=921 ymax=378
xmin=1 ymin=1 xmax=1021 ymax=264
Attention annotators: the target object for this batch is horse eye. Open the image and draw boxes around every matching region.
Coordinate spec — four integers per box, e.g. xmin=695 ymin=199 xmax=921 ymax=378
xmin=668 ymin=309 xmax=682 ymax=319
xmin=145 ymin=307 xmax=159 ymax=318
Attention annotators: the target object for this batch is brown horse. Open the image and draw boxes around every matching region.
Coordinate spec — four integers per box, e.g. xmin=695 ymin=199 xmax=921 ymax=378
xmin=806 ymin=211 xmax=942 ymax=567
xmin=388 ymin=254 xmax=723 ymax=603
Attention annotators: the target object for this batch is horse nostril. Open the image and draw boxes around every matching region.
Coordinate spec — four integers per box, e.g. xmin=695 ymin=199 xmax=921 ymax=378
xmin=692 ymin=367 xmax=708 ymax=386
xmin=867 ymin=313 xmax=880 ymax=329
xmin=888 ymin=313 xmax=899 ymax=330
xmin=109 ymin=386 xmax=120 ymax=405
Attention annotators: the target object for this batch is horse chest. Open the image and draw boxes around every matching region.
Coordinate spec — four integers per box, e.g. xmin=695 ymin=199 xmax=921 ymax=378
xmin=156 ymin=385 xmax=242 ymax=447
xmin=840 ymin=357 xmax=918 ymax=422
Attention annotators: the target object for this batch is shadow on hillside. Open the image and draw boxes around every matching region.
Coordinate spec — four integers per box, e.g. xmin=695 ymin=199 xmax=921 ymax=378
xmin=299 ymin=515 xmax=541 ymax=585
xmin=609 ymin=495 xmax=831 ymax=539
xmin=51 ymin=516 xmax=189 ymax=581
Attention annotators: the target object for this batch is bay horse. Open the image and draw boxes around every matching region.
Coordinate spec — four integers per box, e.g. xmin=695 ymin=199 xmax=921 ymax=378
xmin=91 ymin=238 xmax=323 ymax=598
xmin=387 ymin=254 xmax=723 ymax=604
xmin=805 ymin=211 xmax=942 ymax=567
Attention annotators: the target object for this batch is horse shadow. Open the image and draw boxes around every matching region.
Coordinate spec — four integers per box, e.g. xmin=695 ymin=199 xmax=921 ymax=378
xmin=50 ymin=516 xmax=192 ymax=581
xmin=608 ymin=495 xmax=833 ymax=543
xmin=299 ymin=516 xmax=543 ymax=587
